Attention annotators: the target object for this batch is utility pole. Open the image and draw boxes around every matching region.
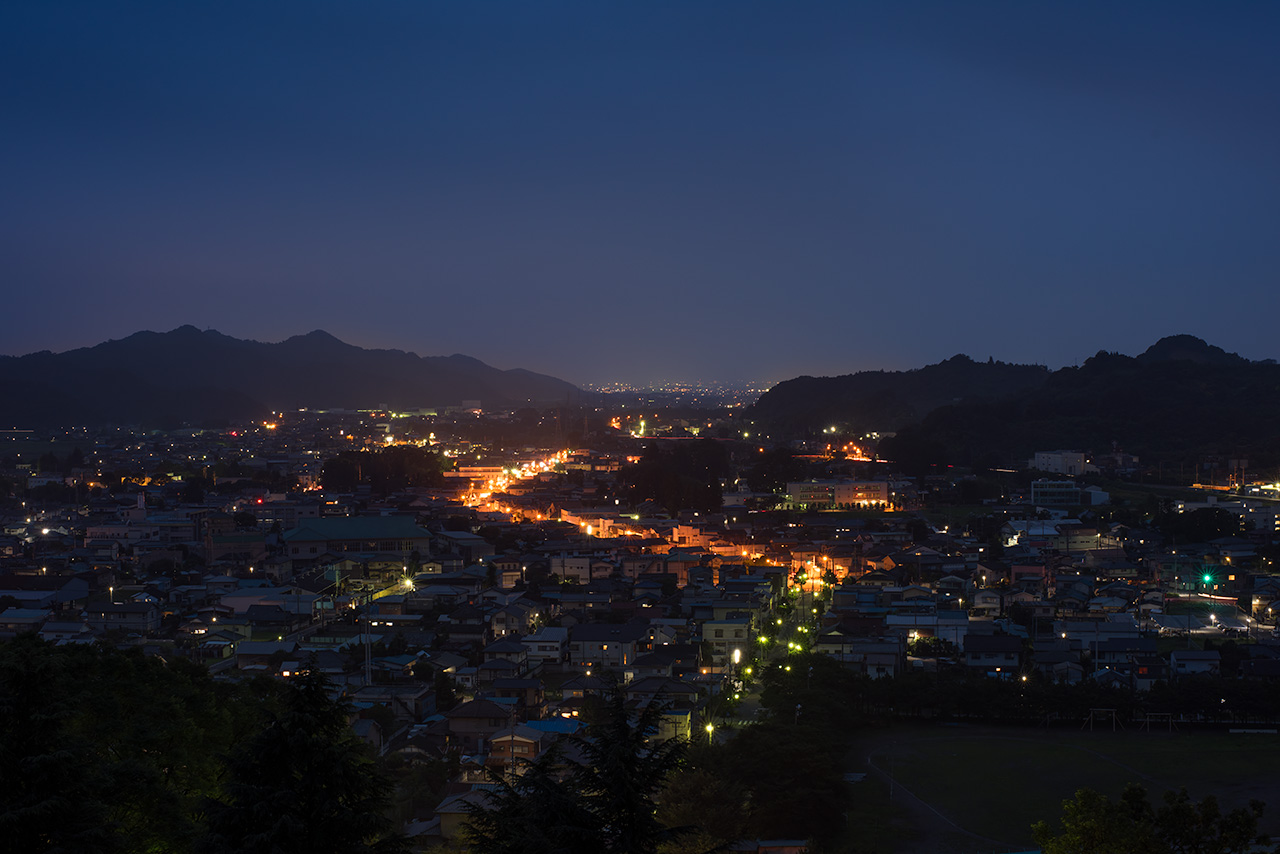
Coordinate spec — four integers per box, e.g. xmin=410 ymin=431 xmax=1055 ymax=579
xmin=363 ymin=613 xmax=372 ymax=686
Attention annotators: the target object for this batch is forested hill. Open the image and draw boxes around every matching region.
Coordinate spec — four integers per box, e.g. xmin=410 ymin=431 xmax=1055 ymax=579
xmin=0 ymin=327 xmax=580 ymax=427
xmin=751 ymin=336 xmax=1280 ymax=465
xmin=750 ymin=354 xmax=1051 ymax=433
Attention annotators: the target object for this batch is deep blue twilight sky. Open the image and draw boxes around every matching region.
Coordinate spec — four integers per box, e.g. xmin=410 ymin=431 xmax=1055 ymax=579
xmin=2 ymin=2 xmax=1278 ymax=386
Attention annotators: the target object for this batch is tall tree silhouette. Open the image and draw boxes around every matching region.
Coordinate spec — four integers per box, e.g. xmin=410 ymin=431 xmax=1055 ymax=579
xmin=466 ymin=677 xmax=687 ymax=854
xmin=201 ymin=671 xmax=405 ymax=854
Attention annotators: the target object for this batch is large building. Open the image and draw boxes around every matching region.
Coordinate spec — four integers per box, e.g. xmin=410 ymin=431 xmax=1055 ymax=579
xmin=1030 ymin=479 xmax=1109 ymax=507
xmin=282 ymin=516 xmax=435 ymax=562
xmin=786 ymin=480 xmax=889 ymax=509
xmin=1029 ymin=450 xmax=1097 ymax=476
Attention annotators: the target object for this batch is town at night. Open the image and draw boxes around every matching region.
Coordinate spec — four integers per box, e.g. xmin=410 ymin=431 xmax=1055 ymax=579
xmin=4 ymin=3 xmax=1280 ymax=853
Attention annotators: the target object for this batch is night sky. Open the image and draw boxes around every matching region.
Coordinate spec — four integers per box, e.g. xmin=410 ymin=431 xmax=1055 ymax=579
xmin=3 ymin=2 xmax=1278 ymax=386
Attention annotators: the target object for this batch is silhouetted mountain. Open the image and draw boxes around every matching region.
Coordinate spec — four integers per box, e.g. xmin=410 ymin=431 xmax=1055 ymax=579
xmin=749 ymin=355 xmax=1051 ymax=432
xmin=1136 ymin=334 xmax=1249 ymax=367
xmin=752 ymin=336 xmax=1280 ymax=465
xmin=0 ymin=327 xmax=580 ymax=427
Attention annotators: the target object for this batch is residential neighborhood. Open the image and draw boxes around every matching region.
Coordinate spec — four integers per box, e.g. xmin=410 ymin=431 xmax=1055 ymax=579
xmin=5 ymin=409 xmax=1280 ymax=851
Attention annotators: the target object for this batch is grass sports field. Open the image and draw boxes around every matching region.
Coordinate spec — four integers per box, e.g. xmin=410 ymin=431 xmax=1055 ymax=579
xmin=848 ymin=723 xmax=1280 ymax=853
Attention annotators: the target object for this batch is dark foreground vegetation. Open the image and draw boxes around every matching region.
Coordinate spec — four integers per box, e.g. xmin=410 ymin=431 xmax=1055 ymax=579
xmin=1034 ymin=785 xmax=1273 ymax=854
xmin=12 ymin=637 xmax=1280 ymax=853
xmin=0 ymin=637 xmax=406 ymax=854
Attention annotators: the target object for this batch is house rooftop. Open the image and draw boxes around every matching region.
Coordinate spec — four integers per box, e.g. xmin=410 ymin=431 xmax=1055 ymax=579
xmin=283 ymin=516 xmax=431 ymax=542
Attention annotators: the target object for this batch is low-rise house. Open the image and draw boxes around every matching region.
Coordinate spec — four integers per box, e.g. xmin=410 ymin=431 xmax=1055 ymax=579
xmin=883 ymin=585 xmax=935 ymax=608
xmin=632 ymin=649 xmax=679 ymax=678
xmin=1092 ymin=668 xmax=1129 ymax=691
xmin=1055 ymin=617 xmax=1141 ymax=652
xmin=435 ymin=530 xmax=496 ymax=564
xmin=567 ymin=621 xmax=648 ymax=671
xmin=970 ymin=589 xmax=1003 ymax=617
xmin=235 ymin=639 xmax=299 ymax=670
xmin=370 ymin=652 xmax=423 ymax=682
xmin=857 ymin=569 xmax=900 ymax=588
xmin=832 ymin=583 xmax=884 ymax=614
xmin=177 ymin=617 xmax=216 ymax=640
xmin=962 ymin=634 xmax=1023 ymax=675
xmin=38 ymin=618 xmax=96 ymax=644
xmin=885 ymin=612 xmax=970 ymax=647
xmin=646 ymin=618 xmax=690 ymax=647
xmin=815 ymin=631 xmax=905 ymax=678
xmin=1093 ymin=637 xmax=1157 ymax=672
xmin=486 ymin=724 xmax=549 ymax=773
xmin=490 ymin=677 xmax=545 ymax=718
xmin=350 ymin=684 xmax=436 ymax=724
xmin=1132 ymin=655 xmax=1171 ymax=691
xmin=935 ymin=574 xmax=967 ymax=600
xmin=1051 ymin=659 xmax=1086 ymax=685
xmin=624 ymin=675 xmax=699 ymax=708
xmin=477 ymin=658 xmax=522 ymax=685
xmin=440 ymin=603 xmax=489 ymax=645
xmin=445 ymin=697 xmax=512 ymax=751
xmin=1031 ymin=638 xmax=1075 ymax=680
xmin=973 ymin=560 xmax=1009 ymax=587
xmin=522 ymin=626 xmax=569 ymax=668
xmin=244 ymin=603 xmax=304 ymax=639
xmin=1170 ymin=649 xmax=1221 ymax=677
xmin=0 ymin=608 xmax=51 ymax=638
xmin=1087 ymin=596 xmax=1129 ymax=614
xmin=85 ymin=601 xmax=161 ymax=635
xmin=482 ymin=636 xmax=529 ymax=669
xmin=552 ymin=674 xmax=605 ymax=718
xmin=196 ymin=631 xmax=241 ymax=660
xmin=0 ymin=574 xmax=90 ymax=609
xmin=700 ymin=617 xmax=751 ymax=665
xmin=433 ymin=790 xmax=490 ymax=843
xmin=491 ymin=602 xmax=537 ymax=637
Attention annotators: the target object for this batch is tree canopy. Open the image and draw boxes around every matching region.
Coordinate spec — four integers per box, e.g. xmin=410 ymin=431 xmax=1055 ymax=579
xmin=0 ymin=640 xmax=403 ymax=854
xmin=1033 ymin=784 xmax=1272 ymax=854
xmin=614 ymin=439 xmax=727 ymax=515
xmin=201 ymin=670 xmax=406 ymax=854
xmin=464 ymin=678 xmax=686 ymax=854
xmin=321 ymin=446 xmax=446 ymax=495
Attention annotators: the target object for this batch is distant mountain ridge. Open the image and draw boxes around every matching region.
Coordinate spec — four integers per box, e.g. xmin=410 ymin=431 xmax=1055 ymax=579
xmin=750 ymin=354 xmax=1052 ymax=432
xmin=752 ymin=336 xmax=1280 ymax=464
xmin=1134 ymin=334 xmax=1251 ymax=366
xmin=0 ymin=327 xmax=580 ymax=427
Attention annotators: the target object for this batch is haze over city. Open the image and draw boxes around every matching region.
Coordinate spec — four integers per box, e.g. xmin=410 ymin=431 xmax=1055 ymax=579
xmin=4 ymin=2 xmax=1279 ymax=385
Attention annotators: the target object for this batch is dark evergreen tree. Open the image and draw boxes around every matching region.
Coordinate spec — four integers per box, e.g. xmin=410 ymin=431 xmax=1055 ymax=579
xmin=571 ymin=681 xmax=688 ymax=854
xmin=0 ymin=638 xmax=254 ymax=854
xmin=465 ymin=677 xmax=687 ymax=854
xmin=464 ymin=746 xmax=602 ymax=854
xmin=201 ymin=671 xmax=406 ymax=854
xmin=0 ymin=637 xmax=115 ymax=853
xmin=320 ymin=454 xmax=362 ymax=493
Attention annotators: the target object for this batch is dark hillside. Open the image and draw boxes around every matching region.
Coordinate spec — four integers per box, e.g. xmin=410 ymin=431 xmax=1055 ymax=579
xmin=0 ymin=327 xmax=580 ymax=427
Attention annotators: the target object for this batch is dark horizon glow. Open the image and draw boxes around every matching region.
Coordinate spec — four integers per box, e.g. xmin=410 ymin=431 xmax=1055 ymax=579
xmin=3 ymin=2 xmax=1278 ymax=386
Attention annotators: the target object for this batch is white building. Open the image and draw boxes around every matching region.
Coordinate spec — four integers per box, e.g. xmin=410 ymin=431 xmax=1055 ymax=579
xmin=1029 ymin=451 xmax=1098 ymax=476
xmin=786 ymin=480 xmax=889 ymax=509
